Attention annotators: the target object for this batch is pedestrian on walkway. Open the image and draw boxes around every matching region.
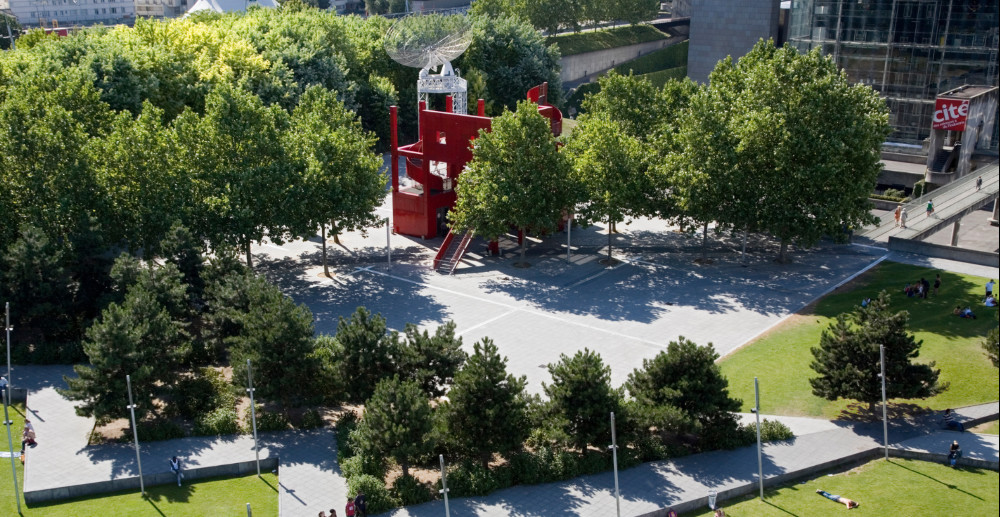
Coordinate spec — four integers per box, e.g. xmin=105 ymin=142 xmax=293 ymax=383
xmin=354 ymin=491 xmax=368 ymax=517
xmin=329 ymin=509 xmax=337 ymax=517
xmin=948 ymin=440 xmax=962 ymax=468
xmin=976 ymin=176 xmax=983 ymax=191
xmin=893 ymin=204 xmax=902 ymax=227
xmin=943 ymin=408 xmax=965 ymax=432
xmin=169 ymin=456 xmax=183 ymax=486
xmin=345 ymin=497 xmax=355 ymax=517
xmin=926 ymin=199 xmax=935 ymax=217
xmin=900 ymin=208 xmax=908 ymax=228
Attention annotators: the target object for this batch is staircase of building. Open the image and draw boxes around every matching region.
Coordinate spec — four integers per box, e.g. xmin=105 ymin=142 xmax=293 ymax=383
xmin=433 ymin=229 xmax=474 ymax=274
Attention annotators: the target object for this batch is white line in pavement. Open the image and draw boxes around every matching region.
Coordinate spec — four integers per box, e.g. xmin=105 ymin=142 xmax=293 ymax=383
xmin=456 ymin=308 xmax=518 ymax=337
xmin=566 ymin=268 xmax=611 ymax=288
xmin=718 ymin=252 xmax=890 ymax=360
xmin=357 ymin=267 xmax=664 ymax=348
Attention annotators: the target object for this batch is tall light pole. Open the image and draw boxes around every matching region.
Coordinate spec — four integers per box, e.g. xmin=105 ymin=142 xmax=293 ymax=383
xmin=386 ymin=217 xmax=392 ymax=265
xmin=3 ymin=389 xmax=22 ymax=515
xmin=609 ymin=411 xmax=621 ymax=517
xmin=246 ymin=359 xmax=261 ymax=476
xmin=880 ymin=345 xmax=888 ymax=460
xmin=126 ymin=375 xmax=145 ymax=496
xmin=5 ymin=302 xmax=11 ymax=394
xmin=439 ymin=454 xmax=451 ymax=517
xmin=752 ymin=377 xmax=764 ymax=500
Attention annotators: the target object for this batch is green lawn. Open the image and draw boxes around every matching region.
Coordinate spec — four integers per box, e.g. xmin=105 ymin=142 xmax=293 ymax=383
xmin=719 ymin=261 xmax=999 ymax=419
xmin=970 ymin=419 xmax=999 ymax=435
xmin=1 ymin=402 xmax=278 ymax=516
xmin=684 ymin=458 xmax=999 ymax=516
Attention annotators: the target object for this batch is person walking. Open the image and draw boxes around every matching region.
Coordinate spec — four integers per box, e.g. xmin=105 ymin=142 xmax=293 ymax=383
xmin=926 ymin=198 xmax=935 ymax=218
xmin=345 ymin=497 xmax=355 ymax=517
xmin=987 ymin=279 xmax=995 ymax=298
xmin=900 ymin=207 xmax=908 ymax=228
xmin=354 ymin=491 xmax=368 ymax=517
xmin=934 ymin=273 xmax=941 ymax=295
xmin=893 ymin=204 xmax=902 ymax=227
xmin=976 ymin=175 xmax=983 ymax=191
xmin=169 ymin=456 xmax=183 ymax=486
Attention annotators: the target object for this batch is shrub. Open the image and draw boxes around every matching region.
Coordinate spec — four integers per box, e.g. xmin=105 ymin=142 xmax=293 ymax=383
xmin=173 ymin=373 xmax=219 ymax=419
xmin=135 ymin=419 xmax=185 ymax=441
xmin=446 ymin=461 xmax=504 ymax=497
xmin=340 ymin=453 xmax=388 ymax=480
xmin=335 ymin=412 xmax=359 ymax=460
xmin=347 ymin=474 xmax=399 ymax=514
xmin=549 ymin=25 xmax=667 ymax=56
xmin=245 ymin=405 xmax=289 ymax=432
xmin=613 ymin=41 xmax=689 ymax=76
xmin=392 ymin=474 xmax=433 ymax=506
xmin=300 ymin=408 xmax=324 ymax=429
xmin=749 ymin=419 xmax=794 ymax=442
xmin=883 ymin=188 xmax=904 ymax=199
xmin=912 ymin=180 xmax=927 ymax=198
xmin=194 ymin=407 xmax=240 ymax=436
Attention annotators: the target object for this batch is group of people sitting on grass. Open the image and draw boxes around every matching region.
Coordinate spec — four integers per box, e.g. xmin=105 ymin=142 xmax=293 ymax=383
xmin=903 ymin=275 xmax=939 ymax=299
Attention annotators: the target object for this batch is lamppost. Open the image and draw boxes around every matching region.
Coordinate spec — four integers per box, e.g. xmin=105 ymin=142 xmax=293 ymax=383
xmin=3 ymin=388 xmax=22 ymax=514
xmin=751 ymin=377 xmax=764 ymax=500
xmin=246 ymin=359 xmax=261 ymax=476
xmin=609 ymin=411 xmax=621 ymax=517
xmin=879 ymin=344 xmax=888 ymax=460
xmin=126 ymin=375 xmax=145 ymax=496
xmin=5 ymin=302 xmax=11 ymax=394
xmin=439 ymin=454 xmax=450 ymax=517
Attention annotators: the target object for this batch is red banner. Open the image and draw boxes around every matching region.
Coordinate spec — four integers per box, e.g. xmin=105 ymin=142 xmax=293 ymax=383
xmin=932 ymin=98 xmax=969 ymax=130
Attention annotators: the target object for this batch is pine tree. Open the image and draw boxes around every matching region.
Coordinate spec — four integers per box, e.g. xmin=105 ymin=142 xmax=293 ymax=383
xmin=397 ymin=321 xmax=467 ymax=398
xmin=441 ymin=338 xmax=529 ymax=469
xmin=625 ymin=337 xmax=741 ymax=446
xmin=335 ymin=307 xmax=401 ymax=403
xmin=544 ymin=348 xmax=619 ymax=454
xmin=810 ymin=290 xmax=944 ymax=413
xmin=355 ymin=376 xmax=433 ymax=477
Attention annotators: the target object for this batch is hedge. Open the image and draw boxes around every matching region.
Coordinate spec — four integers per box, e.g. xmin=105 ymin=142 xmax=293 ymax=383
xmin=613 ymin=40 xmax=689 ymax=76
xmin=549 ymin=25 xmax=667 ymax=56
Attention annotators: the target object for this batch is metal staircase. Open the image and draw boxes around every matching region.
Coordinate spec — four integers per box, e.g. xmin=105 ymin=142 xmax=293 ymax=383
xmin=432 ymin=229 xmax=474 ymax=274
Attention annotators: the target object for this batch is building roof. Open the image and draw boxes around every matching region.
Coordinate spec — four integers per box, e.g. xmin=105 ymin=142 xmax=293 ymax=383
xmin=186 ymin=0 xmax=279 ymax=16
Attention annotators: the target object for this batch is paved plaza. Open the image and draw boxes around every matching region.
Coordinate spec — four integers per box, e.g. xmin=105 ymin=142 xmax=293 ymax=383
xmin=12 ymin=206 xmax=1000 ymax=515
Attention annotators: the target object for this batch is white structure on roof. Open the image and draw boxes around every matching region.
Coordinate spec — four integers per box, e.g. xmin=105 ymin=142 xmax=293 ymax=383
xmin=0 ymin=0 xmax=134 ymax=27
xmin=185 ymin=0 xmax=278 ymax=16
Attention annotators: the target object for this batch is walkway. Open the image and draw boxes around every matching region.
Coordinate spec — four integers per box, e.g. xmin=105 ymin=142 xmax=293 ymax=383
xmin=857 ymin=161 xmax=999 ymax=243
xmin=17 ymin=367 xmax=997 ymax=516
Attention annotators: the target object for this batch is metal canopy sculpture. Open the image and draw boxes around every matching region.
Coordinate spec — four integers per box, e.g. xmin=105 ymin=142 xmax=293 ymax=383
xmin=384 ymin=14 xmax=472 ymax=114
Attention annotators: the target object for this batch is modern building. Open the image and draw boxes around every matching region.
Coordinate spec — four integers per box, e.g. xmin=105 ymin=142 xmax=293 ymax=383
xmin=686 ymin=0 xmax=782 ymax=84
xmin=786 ymin=0 xmax=999 ymax=149
xmin=134 ymin=0 xmax=188 ymax=19
xmin=185 ymin=0 xmax=277 ymax=16
xmin=0 ymin=0 xmax=134 ymax=27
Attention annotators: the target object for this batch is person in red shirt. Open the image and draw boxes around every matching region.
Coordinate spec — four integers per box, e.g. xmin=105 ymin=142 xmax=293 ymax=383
xmin=345 ymin=496 xmax=356 ymax=517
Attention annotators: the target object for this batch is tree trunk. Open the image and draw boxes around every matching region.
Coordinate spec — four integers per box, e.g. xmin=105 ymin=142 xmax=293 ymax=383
xmin=701 ymin=221 xmax=709 ymax=261
xmin=244 ymin=239 xmax=253 ymax=270
xmin=331 ymin=221 xmax=341 ymax=245
xmin=401 ymin=460 xmax=409 ymax=478
xmin=607 ymin=215 xmax=613 ymax=263
xmin=519 ymin=228 xmax=527 ymax=266
xmin=778 ymin=238 xmax=789 ymax=263
xmin=321 ymin=225 xmax=330 ymax=277
xmin=480 ymin=452 xmax=490 ymax=471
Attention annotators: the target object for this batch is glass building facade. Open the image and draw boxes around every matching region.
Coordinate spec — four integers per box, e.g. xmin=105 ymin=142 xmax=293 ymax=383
xmin=787 ymin=0 xmax=999 ymax=147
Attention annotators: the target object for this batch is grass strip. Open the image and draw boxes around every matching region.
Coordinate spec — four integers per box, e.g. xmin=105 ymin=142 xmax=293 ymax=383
xmin=549 ymin=25 xmax=667 ymax=56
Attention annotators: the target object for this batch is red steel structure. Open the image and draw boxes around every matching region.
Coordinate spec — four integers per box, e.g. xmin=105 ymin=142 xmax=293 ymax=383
xmin=389 ymin=83 xmax=563 ymax=240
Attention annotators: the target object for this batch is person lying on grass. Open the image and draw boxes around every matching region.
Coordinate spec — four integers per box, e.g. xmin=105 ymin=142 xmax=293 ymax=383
xmin=816 ymin=489 xmax=860 ymax=509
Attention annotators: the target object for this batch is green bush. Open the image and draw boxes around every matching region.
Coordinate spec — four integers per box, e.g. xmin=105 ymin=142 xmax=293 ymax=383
xmin=347 ymin=474 xmax=399 ymax=514
xmin=641 ymin=67 xmax=688 ymax=87
xmin=871 ymin=194 xmax=910 ymax=203
xmin=174 ymin=373 xmax=220 ymax=419
xmin=752 ymin=419 xmax=795 ymax=442
xmin=392 ymin=474 xmax=433 ymax=506
xmin=883 ymin=188 xmax=904 ymax=199
xmin=135 ymin=419 xmax=185 ymax=441
xmin=912 ymin=180 xmax=927 ymax=198
xmin=194 ymin=407 xmax=240 ymax=436
xmin=340 ymin=453 xmax=388 ymax=480
xmin=446 ymin=461 xmax=506 ymax=497
xmin=300 ymin=408 xmax=324 ymax=429
xmin=245 ymin=406 xmax=290 ymax=432
xmin=549 ymin=25 xmax=667 ymax=56
xmin=336 ymin=412 xmax=359 ymax=460
xmin=613 ymin=41 xmax=689 ymax=76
